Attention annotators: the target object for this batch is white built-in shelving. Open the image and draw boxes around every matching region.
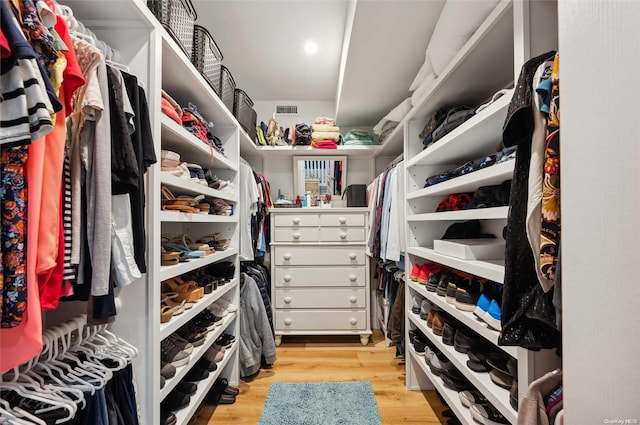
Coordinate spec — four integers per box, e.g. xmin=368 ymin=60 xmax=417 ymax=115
xmin=402 ymin=1 xmax=560 ymax=424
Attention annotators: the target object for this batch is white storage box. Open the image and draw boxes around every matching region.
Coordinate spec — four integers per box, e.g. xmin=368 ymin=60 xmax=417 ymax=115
xmin=433 ymin=238 xmax=505 ymax=260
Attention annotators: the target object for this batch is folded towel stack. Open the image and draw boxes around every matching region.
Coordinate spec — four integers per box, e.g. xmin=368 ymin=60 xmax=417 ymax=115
xmin=312 ymin=118 xmax=340 ymax=149
xmin=343 ymin=130 xmax=376 ymax=146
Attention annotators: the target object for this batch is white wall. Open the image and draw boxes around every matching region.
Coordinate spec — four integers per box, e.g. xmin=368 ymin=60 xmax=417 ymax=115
xmin=559 ymin=1 xmax=640 ymax=423
xmin=265 ymin=156 xmax=373 ymax=201
xmin=254 ymin=100 xmax=336 ymax=128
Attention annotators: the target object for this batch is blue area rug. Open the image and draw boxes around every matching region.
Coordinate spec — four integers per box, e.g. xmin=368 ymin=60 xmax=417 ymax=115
xmin=258 ymin=381 xmax=382 ymax=425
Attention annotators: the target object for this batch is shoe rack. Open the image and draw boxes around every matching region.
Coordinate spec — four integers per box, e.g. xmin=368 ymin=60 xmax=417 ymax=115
xmin=393 ymin=1 xmax=560 ymax=424
xmin=55 ymin=1 xmax=248 ymax=423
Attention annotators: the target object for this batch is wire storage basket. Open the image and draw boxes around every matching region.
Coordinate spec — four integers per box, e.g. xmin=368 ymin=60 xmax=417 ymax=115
xmin=219 ymin=65 xmax=236 ymax=113
xmin=249 ymin=108 xmax=258 ymax=143
xmin=233 ymin=88 xmax=255 ymax=135
xmin=191 ymin=25 xmax=223 ymax=94
xmin=147 ymin=0 xmax=197 ymax=57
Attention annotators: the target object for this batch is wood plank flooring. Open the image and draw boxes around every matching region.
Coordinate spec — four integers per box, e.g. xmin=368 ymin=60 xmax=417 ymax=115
xmin=190 ymin=331 xmax=447 ymax=424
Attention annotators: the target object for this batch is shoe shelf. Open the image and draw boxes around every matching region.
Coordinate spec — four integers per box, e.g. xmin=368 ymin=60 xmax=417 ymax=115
xmin=160 ymin=278 xmax=239 ymax=340
xmin=159 ymin=211 xmax=237 ymax=223
xmin=407 ymin=344 xmax=475 ymax=425
xmin=407 ymin=161 xmax=515 ymax=201
xmin=408 ymin=312 xmax=517 ymax=424
xmin=407 ymin=206 xmax=509 ymax=222
xmin=408 ymin=280 xmax=517 ymax=358
xmin=161 ymin=115 xmax=237 ymax=172
xmin=408 ymin=247 xmax=504 ymax=284
xmin=174 ymin=342 xmax=239 ymax=425
xmin=159 ymin=248 xmax=239 ymax=282
xmin=160 ymin=173 xmax=238 ymax=203
xmin=160 ymin=312 xmax=238 ymax=401
xmin=406 ymin=93 xmax=512 ymax=168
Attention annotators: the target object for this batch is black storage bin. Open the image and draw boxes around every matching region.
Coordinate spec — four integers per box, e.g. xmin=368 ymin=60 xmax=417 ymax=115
xmin=233 ymin=89 xmax=254 ymax=134
xmin=191 ymin=25 xmax=223 ymax=94
xmin=219 ymin=65 xmax=236 ymax=113
xmin=249 ymin=108 xmax=257 ymax=143
xmin=343 ymin=184 xmax=367 ymax=207
xmin=147 ymin=0 xmax=197 ymax=57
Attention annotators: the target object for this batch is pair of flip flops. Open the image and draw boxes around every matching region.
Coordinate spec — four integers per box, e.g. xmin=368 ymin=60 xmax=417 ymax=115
xmin=161 ymin=186 xmax=207 ymax=213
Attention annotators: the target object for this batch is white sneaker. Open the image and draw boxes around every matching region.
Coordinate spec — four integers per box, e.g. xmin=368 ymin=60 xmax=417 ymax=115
xmin=208 ymin=302 xmax=228 ymax=317
xmin=215 ymin=298 xmax=237 ymax=313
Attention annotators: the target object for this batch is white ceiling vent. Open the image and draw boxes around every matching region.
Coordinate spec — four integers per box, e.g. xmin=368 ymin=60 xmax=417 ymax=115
xmin=275 ymin=105 xmax=299 ymax=115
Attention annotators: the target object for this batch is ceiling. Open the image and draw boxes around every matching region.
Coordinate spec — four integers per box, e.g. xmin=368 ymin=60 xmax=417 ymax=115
xmin=192 ymin=0 xmax=445 ymax=127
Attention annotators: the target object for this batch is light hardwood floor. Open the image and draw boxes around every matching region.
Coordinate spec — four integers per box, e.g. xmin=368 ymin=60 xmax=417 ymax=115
xmin=190 ymin=331 xmax=447 ymax=424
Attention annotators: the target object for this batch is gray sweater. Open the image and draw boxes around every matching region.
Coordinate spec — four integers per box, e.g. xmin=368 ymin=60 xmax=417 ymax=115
xmin=239 ymin=273 xmax=277 ymax=377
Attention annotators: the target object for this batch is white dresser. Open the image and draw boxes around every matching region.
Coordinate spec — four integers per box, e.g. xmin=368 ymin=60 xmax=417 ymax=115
xmin=270 ymin=208 xmax=372 ymax=346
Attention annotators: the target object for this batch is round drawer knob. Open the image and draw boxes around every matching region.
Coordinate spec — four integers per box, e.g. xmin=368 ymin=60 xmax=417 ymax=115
xmin=284 ymin=297 xmax=292 ymax=304
xmin=284 ymin=253 xmax=292 ymax=260
xmin=349 ymin=274 xmax=357 ymax=282
xmin=284 ymin=318 xmax=292 ymax=325
xmin=350 ymin=318 xmax=358 ymax=325
xmin=292 ymin=218 xmax=300 ymax=224
xmin=349 ymin=253 xmax=357 ymax=260
xmin=293 ymin=232 xmax=301 ymax=240
xmin=349 ymin=296 xmax=357 ymax=303
xmin=284 ymin=275 xmax=292 ymax=282
xmin=339 ymin=232 xmax=347 ymax=239
xmin=339 ymin=217 xmax=347 ymax=224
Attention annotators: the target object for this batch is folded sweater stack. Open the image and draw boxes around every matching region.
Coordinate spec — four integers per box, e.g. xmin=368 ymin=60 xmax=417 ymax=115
xmin=311 ymin=117 xmax=340 ymax=149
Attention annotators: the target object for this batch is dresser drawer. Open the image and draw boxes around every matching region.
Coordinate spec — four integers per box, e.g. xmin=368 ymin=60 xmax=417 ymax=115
xmin=275 ymin=267 xmax=366 ymax=287
xmin=319 ymin=214 xmax=365 ymax=227
xmin=274 ymin=228 xmax=319 ymax=242
xmin=273 ymin=246 xmax=366 ymax=266
xmin=319 ymin=228 xmax=365 ymax=242
xmin=275 ymin=288 xmax=366 ymax=309
xmin=274 ymin=214 xmax=319 ymax=227
xmin=275 ymin=310 xmax=367 ymax=330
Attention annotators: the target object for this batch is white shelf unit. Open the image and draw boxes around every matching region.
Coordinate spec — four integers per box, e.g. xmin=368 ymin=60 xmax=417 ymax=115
xmin=408 ymin=313 xmax=517 ymax=424
xmin=159 ymin=211 xmax=237 ymax=223
xmin=408 ymin=280 xmax=517 ymax=358
xmin=54 ymin=2 xmax=244 ymax=423
xmin=160 ymin=313 xmax=238 ymax=401
xmin=407 ymin=206 xmax=509 ymax=222
xmin=160 ymin=278 xmax=239 ymax=340
xmin=173 ymin=343 xmax=239 ymax=425
xmin=159 ymin=248 xmax=239 ymax=282
xmin=402 ymin=2 xmax=560 ymax=424
xmin=406 ymin=344 xmax=476 ymax=425
xmin=253 ymin=145 xmax=383 ymax=158
xmin=407 ymin=161 xmax=515 ymax=201
xmin=407 ymin=247 xmax=505 ymax=284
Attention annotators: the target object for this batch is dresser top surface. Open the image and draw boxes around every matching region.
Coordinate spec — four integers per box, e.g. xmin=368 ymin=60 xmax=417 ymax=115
xmin=270 ymin=207 xmax=369 ymax=214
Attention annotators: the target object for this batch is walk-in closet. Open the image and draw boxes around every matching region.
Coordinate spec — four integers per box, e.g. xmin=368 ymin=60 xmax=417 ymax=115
xmin=1 ymin=1 xmax=637 ymax=425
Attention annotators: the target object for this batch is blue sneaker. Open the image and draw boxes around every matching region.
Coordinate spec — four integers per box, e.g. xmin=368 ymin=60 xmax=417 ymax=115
xmin=474 ymin=293 xmax=491 ymax=319
xmin=483 ymin=299 xmax=502 ymax=330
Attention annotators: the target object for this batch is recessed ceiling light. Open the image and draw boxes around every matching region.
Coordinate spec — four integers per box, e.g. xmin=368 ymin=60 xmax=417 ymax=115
xmin=304 ymin=41 xmax=318 ymax=55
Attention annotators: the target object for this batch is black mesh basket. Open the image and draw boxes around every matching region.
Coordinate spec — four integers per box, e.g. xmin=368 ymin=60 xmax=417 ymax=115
xmin=147 ymin=0 xmax=197 ymax=57
xmin=233 ymin=89 xmax=255 ymax=134
xmin=219 ymin=65 xmax=236 ymax=113
xmin=191 ymin=25 xmax=223 ymax=94
xmin=249 ymin=108 xmax=257 ymax=143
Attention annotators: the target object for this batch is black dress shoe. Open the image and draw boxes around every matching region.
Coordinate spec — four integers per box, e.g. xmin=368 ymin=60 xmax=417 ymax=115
xmin=176 ymin=381 xmax=198 ymax=396
xmin=184 ymin=366 xmax=210 ymax=382
xmin=453 ymin=328 xmax=479 ymax=354
xmin=442 ymin=323 xmax=457 ymax=346
xmin=161 ymin=391 xmax=190 ymax=411
xmin=199 ymin=356 xmax=220 ymax=372
xmin=160 ymin=409 xmax=177 ymax=425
